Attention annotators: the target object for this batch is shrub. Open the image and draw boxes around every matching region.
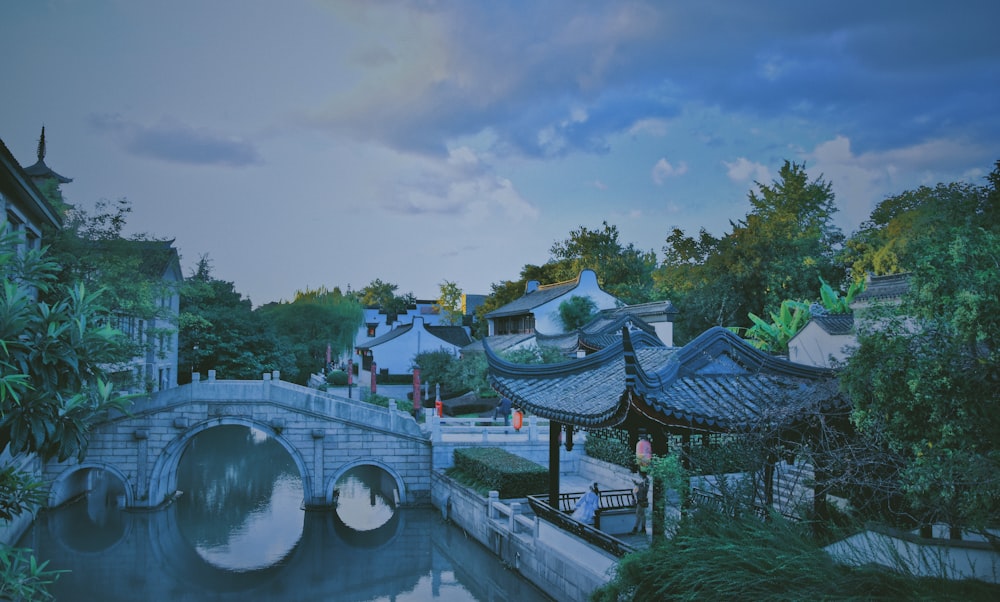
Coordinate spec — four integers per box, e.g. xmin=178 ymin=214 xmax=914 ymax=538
xmin=450 ymin=447 xmax=547 ymax=499
xmin=591 ymin=509 xmax=1000 ymax=601
xmin=326 ymin=370 xmax=348 ymax=385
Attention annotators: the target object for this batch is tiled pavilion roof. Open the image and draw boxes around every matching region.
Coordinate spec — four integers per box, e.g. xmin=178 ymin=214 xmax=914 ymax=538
xmin=486 ymin=326 xmax=843 ymax=432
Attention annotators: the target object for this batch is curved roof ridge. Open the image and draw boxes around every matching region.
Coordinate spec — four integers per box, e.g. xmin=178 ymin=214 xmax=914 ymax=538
xmin=484 ymin=331 xmax=623 ymax=378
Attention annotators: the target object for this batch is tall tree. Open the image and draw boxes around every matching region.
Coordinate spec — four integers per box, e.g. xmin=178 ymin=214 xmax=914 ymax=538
xmin=257 ymin=285 xmax=364 ymax=384
xmin=657 ymin=161 xmax=845 ymax=342
xmin=841 ymin=163 xmax=1000 ymax=531
xmin=841 ymin=162 xmax=1000 ymax=278
xmin=548 ymin=221 xmax=658 ymax=304
xmin=178 ymin=257 xmax=292 ymax=384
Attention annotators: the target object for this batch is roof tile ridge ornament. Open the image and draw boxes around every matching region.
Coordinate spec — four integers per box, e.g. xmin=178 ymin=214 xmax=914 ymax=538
xmin=622 ymin=326 xmax=640 ymax=394
xmin=535 ymin=268 xmax=592 ymax=292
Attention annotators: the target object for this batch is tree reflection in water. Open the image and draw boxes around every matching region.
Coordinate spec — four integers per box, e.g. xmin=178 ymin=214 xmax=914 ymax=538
xmin=20 ymin=424 xmax=555 ymax=600
xmin=175 ymin=425 xmax=304 ymax=571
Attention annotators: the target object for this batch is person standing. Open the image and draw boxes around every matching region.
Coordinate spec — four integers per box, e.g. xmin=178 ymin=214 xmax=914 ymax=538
xmin=631 ymin=472 xmax=649 ymax=534
xmin=494 ymin=397 xmax=512 ymax=425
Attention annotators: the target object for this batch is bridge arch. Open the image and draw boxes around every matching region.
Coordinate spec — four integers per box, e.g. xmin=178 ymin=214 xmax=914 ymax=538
xmin=146 ymin=417 xmax=313 ymax=508
xmin=47 ymin=461 xmax=135 ymax=508
xmin=327 ymin=458 xmax=408 ymax=507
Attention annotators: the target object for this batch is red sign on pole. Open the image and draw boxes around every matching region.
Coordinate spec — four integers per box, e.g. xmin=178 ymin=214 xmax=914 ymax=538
xmin=413 ymin=368 xmax=422 ymax=414
xmin=371 ymin=361 xmax=377 ymax=394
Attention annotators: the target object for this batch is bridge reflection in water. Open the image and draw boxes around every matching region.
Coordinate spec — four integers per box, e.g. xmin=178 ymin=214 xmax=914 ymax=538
xmin=20 ymin=425 xmax=552 ymax=601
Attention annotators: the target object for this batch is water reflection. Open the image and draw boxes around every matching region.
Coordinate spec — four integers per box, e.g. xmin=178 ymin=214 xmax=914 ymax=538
xmin=335 ymin=464 xmax=398 ymax=532
xmin=18 ymin=425 xmax=553 ymax=601
xmin=176 ymin=425 xmax=303 ymax=571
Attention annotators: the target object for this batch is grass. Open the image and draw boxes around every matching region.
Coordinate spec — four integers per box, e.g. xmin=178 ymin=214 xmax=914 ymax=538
xmin=591 ymin=509 xmax=1000 ymax=601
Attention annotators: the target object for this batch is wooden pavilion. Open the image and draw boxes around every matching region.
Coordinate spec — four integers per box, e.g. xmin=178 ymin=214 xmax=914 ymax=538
xmin=485 ymin=325 xmax=847 ymax=534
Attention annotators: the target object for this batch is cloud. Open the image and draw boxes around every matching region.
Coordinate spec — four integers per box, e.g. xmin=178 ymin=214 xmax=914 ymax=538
xmin=90 ymin=114 xmax=260 ymax=167
xmin=385 ymin=147 xmax=539 ymax=222
xmin=724 ymin=157 xmax=770 ymax=183
xmin=807 ymin=134 xmax=995 ymax=232
xmin=307 ymin=1 xmax=998 ymax=163
xmin=652 ymin=158 xmax=688 ymax=184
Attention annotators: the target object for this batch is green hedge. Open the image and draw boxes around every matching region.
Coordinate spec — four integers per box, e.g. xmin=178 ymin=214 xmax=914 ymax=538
xmin=326 ymin=370 xmax=349 ymax=385
xmin=451 ymin=447 xmax=547 ymax=499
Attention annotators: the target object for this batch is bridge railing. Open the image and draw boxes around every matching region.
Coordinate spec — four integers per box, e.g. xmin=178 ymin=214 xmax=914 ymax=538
xmin=420 ymin=410 xmax=552 ymax=442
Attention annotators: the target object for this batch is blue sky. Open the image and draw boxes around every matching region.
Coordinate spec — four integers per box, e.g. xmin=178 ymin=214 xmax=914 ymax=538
xmin=3 ymin=1 xmax=998 ymax=305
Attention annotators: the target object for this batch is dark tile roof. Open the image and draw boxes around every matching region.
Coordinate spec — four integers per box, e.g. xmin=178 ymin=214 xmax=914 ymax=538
xmin=811 ymin=314 xmax=855 ymax=335
xmin=358 ymin=321 xmax=471 ymax=350
xmin=854 ymin=273 xmax=910 ymax=303
xmin=358 ymin=323 xmax=413 ymax=348
xmin=0 ymin=136 xmax=62 ymax=228
xmin=23 ymin=158 xmax=72 ymax=184
xmin=484 ymin=276 xmax=584 ymax=319
xmin=487 ymin=326 xmax=842 ymax=431
xmin=426 ymin=325 xmax=473 ymax=348
xmin=533 ymin=311 xmax=663 ymax=355
xmin=462 ymin=333 xmax=535 ymax=354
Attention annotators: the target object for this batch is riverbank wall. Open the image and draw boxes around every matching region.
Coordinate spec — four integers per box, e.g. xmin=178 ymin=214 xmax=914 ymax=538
xmin=431 ymin=470 xmax=619 ymax=602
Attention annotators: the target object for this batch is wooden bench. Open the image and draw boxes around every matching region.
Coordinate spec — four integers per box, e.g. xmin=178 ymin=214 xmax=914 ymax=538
xmin=554 ymin=489 xmax=637 ymax=533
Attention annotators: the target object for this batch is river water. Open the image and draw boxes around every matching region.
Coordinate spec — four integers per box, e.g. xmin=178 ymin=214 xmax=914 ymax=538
xmin=17 ymin=425 xmax=553 ymax=601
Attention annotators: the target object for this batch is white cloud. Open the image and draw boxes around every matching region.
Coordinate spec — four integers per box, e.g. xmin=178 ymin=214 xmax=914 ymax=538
xmin=652 ymin=158 xmax=688 ymax=184
xmin=806 ymin=134 xmax=992 ymax=232
xmin=724 ymin=157 xmax=770 ymax=182
xmin=389 ymin=147 xmax=539 ymax=222
xmin=627 ymin=118 xmax=670 ymax=137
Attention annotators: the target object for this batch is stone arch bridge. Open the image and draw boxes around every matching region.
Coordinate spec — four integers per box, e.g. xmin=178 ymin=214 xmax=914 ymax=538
xmin=42 ymin=373 xmax=431 ymax=510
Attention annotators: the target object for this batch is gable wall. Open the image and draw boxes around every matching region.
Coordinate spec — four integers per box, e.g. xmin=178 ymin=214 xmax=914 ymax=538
xmin=532 ymin=284 xmax=620 ymax=334
xmin=787 ymin=321 xmax=854 ymax=368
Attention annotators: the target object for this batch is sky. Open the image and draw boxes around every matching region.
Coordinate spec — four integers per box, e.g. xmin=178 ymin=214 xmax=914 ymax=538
xmin=3 ymin=1 xmax=998 ymax=306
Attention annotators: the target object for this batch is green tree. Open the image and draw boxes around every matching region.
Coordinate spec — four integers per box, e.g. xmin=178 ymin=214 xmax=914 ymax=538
xmin=1 ymin=221 xmax=130 ymax=597
xmin=472 ymin=278 xmax=526 ymax=339
xmin=547 ymin=221 xmax=658 ymax=304
xmin=44 ymin=198 xmax=179 ymax=386
xmin=355 ymin=279 xmax=415 ymax=321
xmin=256 ymin=285 xmax=363 ymax=385
xmin=841 ymin=163 xmax=1000 ymax=531
xmin=841 ymin=162 xmax=1000 ymax=279
xmin=178 ymin=257 xmax=292 ymax=384
xmin=435 ymin=280 xmax=464 ymax=326
xmin=657 ymin=161 xmax=845 ymax=342
xmin=558 ymin=295 xmax=597 ymax=331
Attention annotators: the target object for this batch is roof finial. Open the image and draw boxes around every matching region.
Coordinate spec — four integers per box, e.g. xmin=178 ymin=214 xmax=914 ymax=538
xmin=37 ymin=126 xmax=47 ymax=162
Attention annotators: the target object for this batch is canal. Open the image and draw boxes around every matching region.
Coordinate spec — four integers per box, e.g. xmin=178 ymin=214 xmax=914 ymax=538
xmin=17 ymin=425 xmax=553 ymax=601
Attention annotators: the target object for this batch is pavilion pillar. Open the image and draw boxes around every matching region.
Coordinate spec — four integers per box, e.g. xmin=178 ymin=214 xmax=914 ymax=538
xmin=763 ymin=454 xmax=776 ymax=511
xmin=650 ymin=430 xmax=669 ymax=540
xmin=548 ymin=421 xmax=562 ymax=509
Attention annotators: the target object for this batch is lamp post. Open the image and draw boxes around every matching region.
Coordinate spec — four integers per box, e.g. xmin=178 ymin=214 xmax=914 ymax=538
xmin=191 ymin=343 xmax=199 ymax=382
xmin=347 ymin=358 xmax=354 ymax=399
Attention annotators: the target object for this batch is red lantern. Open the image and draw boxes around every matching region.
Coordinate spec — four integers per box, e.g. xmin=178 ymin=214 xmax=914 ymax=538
xmin=512 ymin=410 xmax=523 ymax=431
xmin=636 ymin=437 xmax=652 ymax=468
